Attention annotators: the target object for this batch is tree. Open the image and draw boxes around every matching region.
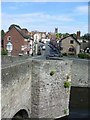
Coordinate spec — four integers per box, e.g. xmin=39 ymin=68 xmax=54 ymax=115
xmin=1 ymin=30 xmax=5 ymax=38
xmin=1 ymin=30 xmax=5 ymax=48
xmin=56 ymin=33 xmax=62 ymax=39
xmin=81 ymin=33 xmax=90 ymax=40
xmin=63 ymin=33 xmax=69 ymax=37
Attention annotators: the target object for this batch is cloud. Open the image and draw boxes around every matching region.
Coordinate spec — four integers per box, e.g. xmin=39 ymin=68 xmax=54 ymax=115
xmin=1 ymin=12 xmax=74 ymax=31
xmin=2 ymin=12 xmax=74 ymax=22
xmin=75 ymin=5 xmax=88 ymax=15
xmin=1 ymin=12 xmax=87 ymax=35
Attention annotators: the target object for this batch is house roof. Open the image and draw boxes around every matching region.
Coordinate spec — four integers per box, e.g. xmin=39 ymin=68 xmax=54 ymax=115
xmin=7 ymin=24 xmax=33 ymax=40
xmin=14 ymin=26 xmax=33 ymax=39
xmin=60 ymin=34 xmax=80 ymax=45
xmin=80 ymin=42 xmax=89 ymax=50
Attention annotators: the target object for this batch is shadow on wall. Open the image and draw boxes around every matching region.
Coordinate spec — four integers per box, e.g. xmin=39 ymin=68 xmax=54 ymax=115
xmin=55 ymin=87 xmax=89 ymax=119
xmin=12 ymin=109 xmax=29 ymax=120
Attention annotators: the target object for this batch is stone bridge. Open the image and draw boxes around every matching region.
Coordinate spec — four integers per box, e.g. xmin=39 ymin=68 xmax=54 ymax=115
xmin=1 ymin=58 xmax=72 ymax=119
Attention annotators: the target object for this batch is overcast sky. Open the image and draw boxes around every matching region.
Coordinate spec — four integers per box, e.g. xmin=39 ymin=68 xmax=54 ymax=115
xmin=1 ymin=1 xmax=89 ymax=35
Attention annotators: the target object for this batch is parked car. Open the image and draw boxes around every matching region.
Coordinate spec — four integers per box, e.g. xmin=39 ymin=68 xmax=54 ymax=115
xmin=46 ymin=42 xmax=63 ymax=59
xmin=42 ymin=45 xmax=46 ymax=50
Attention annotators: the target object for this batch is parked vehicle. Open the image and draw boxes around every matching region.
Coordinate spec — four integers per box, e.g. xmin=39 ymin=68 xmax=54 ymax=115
xmin=42 ymin=45 xmax=46 ymax=50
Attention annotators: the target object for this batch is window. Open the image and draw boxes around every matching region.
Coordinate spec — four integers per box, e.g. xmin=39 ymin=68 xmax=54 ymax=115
xmin=70 ymin=40 xmax=74 ymax=44
xmin=69 ymin=47 xmax=75 ymax=52
xmin=7 ymin=36 xmax=11 ymax=41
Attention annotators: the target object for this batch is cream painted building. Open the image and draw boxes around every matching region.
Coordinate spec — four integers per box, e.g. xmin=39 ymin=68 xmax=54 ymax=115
xmin=31 ymin=32 xmax=46 ymax=55
xmin=60 ymin=34 xmax=80 ymax=55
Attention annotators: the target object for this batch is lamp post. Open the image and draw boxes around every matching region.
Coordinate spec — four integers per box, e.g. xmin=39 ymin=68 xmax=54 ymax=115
xmin=6 ymin=42 xmax=13 ymax=56
xmin=35 ymin=39 xmax=38 ymax=55
xmin=27 ymin=39 xmax=30 ymax=56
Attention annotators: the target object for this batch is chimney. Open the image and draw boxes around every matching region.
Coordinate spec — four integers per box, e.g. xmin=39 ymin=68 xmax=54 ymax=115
xmin=77 ymin=31 xmax=81 ymax=39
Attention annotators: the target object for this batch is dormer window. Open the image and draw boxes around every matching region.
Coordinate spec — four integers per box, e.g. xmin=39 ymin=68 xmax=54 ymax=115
xmin=7 ymin=36 xmax=11 ymax=41
xmin=70 ymin=40 xmax=74 ymax=44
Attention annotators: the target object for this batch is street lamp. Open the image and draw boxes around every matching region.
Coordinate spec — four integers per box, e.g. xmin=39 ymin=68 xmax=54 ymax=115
xmin=6 ymin=42 xmax=13 ymax=56
xmin=35 ymin=39 xmax=38 ymax=55
xmin=27 ymin=39 xmax=30 ymax=56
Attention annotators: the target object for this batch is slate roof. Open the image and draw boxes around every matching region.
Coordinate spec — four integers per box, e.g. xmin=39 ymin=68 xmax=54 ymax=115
xmin=7 ymin=24 xmax=33 ymax=40
xmin=80 ymin=42 xmax=89 ymax=50
xmin=14 ymin=26 xmax=32 ymax=39
xmin=60 ymin=34 xmax=80 ymax=45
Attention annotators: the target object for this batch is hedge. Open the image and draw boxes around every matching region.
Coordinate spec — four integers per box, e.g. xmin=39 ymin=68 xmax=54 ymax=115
xmin=78 ymin=53 xmax=90 ymax=59
xmin=1 ymin=49 xmax=8 ymax=55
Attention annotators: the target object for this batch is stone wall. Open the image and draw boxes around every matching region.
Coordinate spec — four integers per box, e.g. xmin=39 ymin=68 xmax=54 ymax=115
xmin=71 ymin=59 xmax=89 ymax=87
xmin=1 ymin=60 xmax=32 ymax=118
xmin=31 ymin=60 xmax=72 ymax=118
xmin=1 ymin=55 xmax=29 ymax=65
xmin=2 ymin=56 xmax=89 ymax=88
xmin=1 ymin=59 xmax=72 ymax=119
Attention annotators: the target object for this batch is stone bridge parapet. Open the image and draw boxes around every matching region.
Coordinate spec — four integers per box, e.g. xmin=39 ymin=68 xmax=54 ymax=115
xmin=1 ymin=59 xmax=72 ymax=119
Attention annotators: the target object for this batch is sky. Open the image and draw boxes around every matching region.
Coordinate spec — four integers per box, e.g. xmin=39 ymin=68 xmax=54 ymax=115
xmin=1 ymin=1 xmax=89 ymax=35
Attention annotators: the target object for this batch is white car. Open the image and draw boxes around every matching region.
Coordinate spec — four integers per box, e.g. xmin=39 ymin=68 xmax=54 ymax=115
xmin=42 ymin=45 xmax=46 ymax=50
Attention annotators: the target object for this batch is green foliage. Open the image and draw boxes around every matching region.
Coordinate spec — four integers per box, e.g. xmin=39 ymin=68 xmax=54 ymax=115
xmin=55 ymin=33 xmax=69 ymax=39
xmin=56 ymin=33 xmax=62 ymax=39
xmin=50 ymin=70 xmax=55 ymax=76
xmin=78 ymin=53 xmax=90 ymax=59
xmin=1 ymin=49 xmax=8 ymax=55
xmin=64 ymin=81 xmax=71 ymax=88
xmin=80 ymin=33 xmax=90 ymax=40
xmin=62 ymin=33 xmax=69 ymax=37
xmin=64 ymin=109 xmax=67 ymax=114
xmin=1 ymin=30 xmax=5 ymax=38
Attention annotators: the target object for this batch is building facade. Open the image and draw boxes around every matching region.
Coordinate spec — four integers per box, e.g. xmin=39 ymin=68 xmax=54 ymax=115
xmin=60 ymin=34 xmax=80 ymax=55
xmin=4 ymin=25 xmax=33 ymax=56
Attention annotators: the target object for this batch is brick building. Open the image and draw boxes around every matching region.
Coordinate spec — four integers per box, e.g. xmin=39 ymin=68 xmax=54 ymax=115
xmin=4 ymin=24 xmax=33 ymax=56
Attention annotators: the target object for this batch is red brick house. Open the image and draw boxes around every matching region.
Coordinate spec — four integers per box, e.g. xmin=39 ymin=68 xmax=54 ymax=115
xmin=4 ymin=24 xmax=33 ymax=56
